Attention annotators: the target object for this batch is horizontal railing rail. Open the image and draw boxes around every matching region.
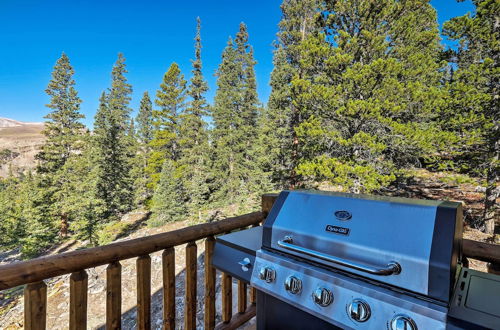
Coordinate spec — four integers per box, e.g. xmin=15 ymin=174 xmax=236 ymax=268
xmin=0 ymin=211 xmax=265 ymax=290
xmin=462 ymin=239 xmax=500 ymax=274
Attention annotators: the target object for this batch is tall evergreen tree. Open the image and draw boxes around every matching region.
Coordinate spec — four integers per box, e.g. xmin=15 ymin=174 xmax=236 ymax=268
xmin=59 ymin=133 xmax=105 ymax=245
xmin=136 ymin=91 xmax=154 ymax=145
xmin=290 ymin=0 xmax=447 ymax=193
xmin=37 ymin=53 xmax=85 ymax=174
xmin=94 ymin=53 xmax=134 ymax=219
xmin=125 ymin=117 xmax=140 ymax=204
xmin=265 ymin=0 xmax=320 ymax=188
xmin=147 ymin=63 xmax=187 ymax=188
xmin=0 ymin=175 xmax=25 ymax=249
xmin=19 ymin=172 xmax=55 ymax=257
xmin=132 ymin=91 xmax=154 ymax=205
xmin=212 ymin=23 xmax=263 ymax=202
xmin=443 ymin=0 xmax=499 ymax=234
xmin=178 ymin=17 xmax=211 ymax=218
xmin=36 ymin=52 xmax=85 ymax=238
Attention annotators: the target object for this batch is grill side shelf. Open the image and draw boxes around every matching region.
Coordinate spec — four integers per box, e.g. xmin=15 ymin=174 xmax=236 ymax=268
xmin=212 ymin=227 xmax=263 ymax=283
xmin=448 ymin=267 xmax=500 ymax=329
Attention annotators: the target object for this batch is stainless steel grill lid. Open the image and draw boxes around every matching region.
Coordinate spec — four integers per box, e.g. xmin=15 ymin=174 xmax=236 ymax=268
xmin=262 ymin=190 xmax=463 ymax=302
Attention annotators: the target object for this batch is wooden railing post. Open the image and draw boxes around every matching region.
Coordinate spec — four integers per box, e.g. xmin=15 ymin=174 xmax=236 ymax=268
xmin=185 ymin=241 xmax=197 ymax=330
xmin=222 ymin=273 xmax=232 ymax=323
xmin=204 ymin=236 xmax=216 ymax=330
xmin=238 ymin=281 xmax=247 ymax=314
xmin=24 ymin=281 xmax=47 ymax=330
xmin=249 ymin=287 xmax=256 ymax=305
xmin=162 ymin=247 xmax=175 ymax=330
xmin=106 ymin=261 xmax=122 ymax=330
xmin=261 ymin=193 xmax=278 ymax=215
xmin=69 ymin=270 xmax=88 ymax=330
xmin=137 ymin=255 xmax=151 ymax=330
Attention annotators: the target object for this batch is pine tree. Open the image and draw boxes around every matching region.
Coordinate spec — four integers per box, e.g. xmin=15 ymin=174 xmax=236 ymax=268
xmin=147 ymin=63 xmax=187 ymax=189
xmin=126 ymin=117 xmax=139 ymax=169
xmin=94 ymin=53 xmax=134 ymax=219
xmin=0 ymin=178 xmax=14 ymax=248
xmin=150 ymin=159 xmax=187 ymax=225
xmin=132 ymin=91 xmax=154 ymax=205
xmin=37 ymin=53 xmax=85 ymax=174
xmin=212 ymin=23 xmax=263 ymax=202
xmin=265 ymin=0 xmax=320 ymax=188
xmin=0 ymin=175 xmax=25 ymax=249
xmin=36 ymin=52 xmax=85 ymax=238
xmin=443 ymin=0 xmax=499 ymax=234
xmin=178 ymin=17 xmax=211 ymax=218
xmin=19 ymin=172 xmax=56 ymax=257
xmin=290 ymin=0 xmax=447 ymax=193
xmin=125 ymin=117 xmax=139 ymax=205
xmin=136 ymin=91 xmax=154 ymax=145
xmin=58 ymin=133 xmax=105 ymax=245
xmin=51 ymin=131 xmax=108 ymax=242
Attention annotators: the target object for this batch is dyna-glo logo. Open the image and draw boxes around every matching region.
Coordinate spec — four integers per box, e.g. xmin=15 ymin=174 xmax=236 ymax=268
xmin=325 ymin=225 xmax=350 ymax=236
xmin=327 ymin=210 xmax=352 ymax=235
xmin=334 ymin=210 xmax=352 ymax=221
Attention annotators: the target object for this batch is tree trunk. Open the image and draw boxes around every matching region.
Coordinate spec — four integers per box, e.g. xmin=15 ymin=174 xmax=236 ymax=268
xmin=60 ymin=214 xmax=69 ymax=237
xmin=483 ymin=151 xmax=499 ymax=235
xmin=289 ymin=134 xmax=299 ymax=190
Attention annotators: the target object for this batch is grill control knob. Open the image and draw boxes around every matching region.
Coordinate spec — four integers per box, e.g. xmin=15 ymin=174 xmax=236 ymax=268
xmin=259 ymin=267 xmax=276 ymax=283
xmin=284 ymin=276 xmax=302 ymax=294
xmin=390 ymin=315 xmax=417 ymax=330
xmin=312 ymin=287 xmax=333 ymax=307
xmin=348 ymin=299 xmax=371 ymax=322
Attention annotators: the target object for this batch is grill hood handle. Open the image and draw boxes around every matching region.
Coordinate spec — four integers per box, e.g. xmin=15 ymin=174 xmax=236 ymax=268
xmin=277 ymin=236 xmax=401 ymax=276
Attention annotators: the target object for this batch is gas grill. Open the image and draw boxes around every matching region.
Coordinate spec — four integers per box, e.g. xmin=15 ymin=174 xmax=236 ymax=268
xmin=212 ymin=190 xmax=500 ymax=329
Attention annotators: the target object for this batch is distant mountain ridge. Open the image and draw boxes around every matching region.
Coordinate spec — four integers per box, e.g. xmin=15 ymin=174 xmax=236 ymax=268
xmin=0 ymin=117 xmax=44 ymax=128
xmin=0 ymin=117 xmax=45 ymax=177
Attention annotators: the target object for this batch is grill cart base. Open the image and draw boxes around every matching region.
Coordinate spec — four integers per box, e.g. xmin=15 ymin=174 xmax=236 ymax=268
xmin=256 ymin=291 xmax=341 ymax=330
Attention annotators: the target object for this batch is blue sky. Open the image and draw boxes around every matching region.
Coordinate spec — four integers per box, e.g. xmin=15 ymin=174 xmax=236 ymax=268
xmin=0 ymin=0 xmax=474 ymax=127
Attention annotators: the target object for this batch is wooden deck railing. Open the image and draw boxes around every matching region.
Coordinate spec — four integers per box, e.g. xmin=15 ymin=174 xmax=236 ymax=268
xmin=0 ymin=193 xmax=499 ymax=330
xmin=0 ymin=194 xmax=277 ymax=330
